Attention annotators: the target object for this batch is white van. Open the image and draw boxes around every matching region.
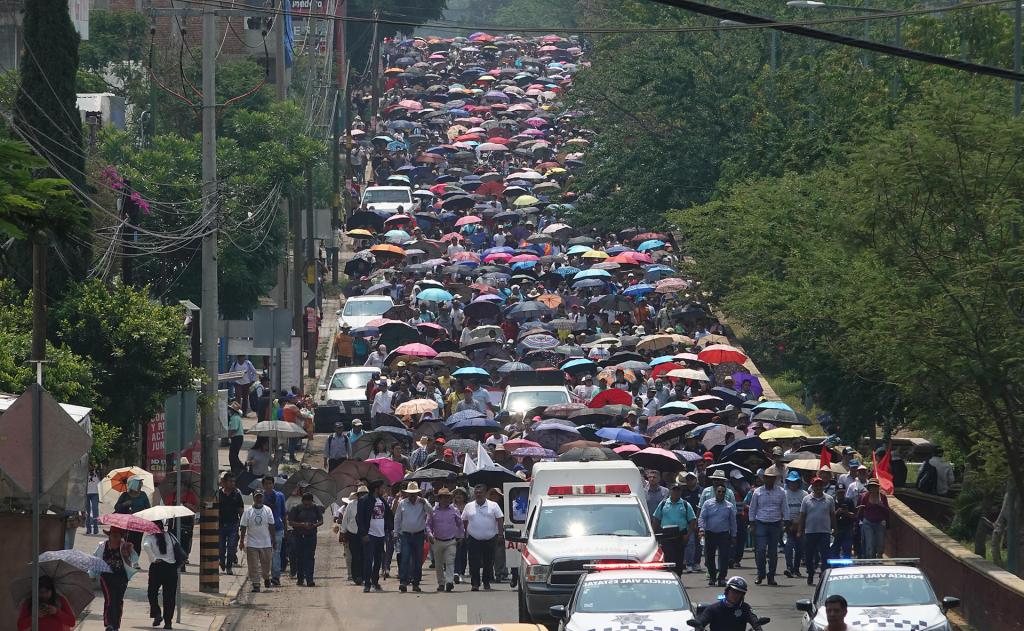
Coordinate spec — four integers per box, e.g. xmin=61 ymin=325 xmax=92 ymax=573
xmin=360 ymin=186 xmax=413 ymax=214
xmin=505 ymin=461 xmax=660 ymax=623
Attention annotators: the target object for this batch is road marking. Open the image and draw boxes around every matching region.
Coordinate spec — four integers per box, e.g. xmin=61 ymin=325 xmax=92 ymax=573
xmin=456 ymin=604 xmax=468 ymax=623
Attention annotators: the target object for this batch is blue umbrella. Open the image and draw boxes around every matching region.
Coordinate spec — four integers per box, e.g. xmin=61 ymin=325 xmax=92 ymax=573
xmin=605 ymin=245 xmax=633 ymax=255
xmin=596 ymin=427 xmax=648 ymax=446
xmin=649 ymin=356 xmax=675 ymax=366
xmin=753 ymin=401 xmax=794 ymax=412
xmin=566 ymin=245 xmax=592 ymax=255
xmin=512 ymin=260 xmax=537 ymax=271
xmin=660 ymin=401 xmax=698 ymax=413
xmin=452 ymin=366 xmax=491 ymax=378
xmin=350 ymin=326 xmax=379 ymax=338
xmin=482 ymin=246 xmax=515 ymax=256
xmin=451 ymin=417 xmax=501 ymax=432
xmin=623 ymin=284 xmax=656 ymax=297
xmin=574 ymin=268 xmax=612 ymax=280
xmin=637 ymin=239 xmax=666 ymax=251
xmin=573 ymin=278 xmax=607 ymax=289
xmin=386 ymin=140 xmax=408 ymax=152
xmin=417 ymin=288 xmax=454 ymax=302
xmin=446 ymin=409 xmax=487 ymax=426
xmin=385 ymin=229 xmax=411 ymax=242
xmin=560 ymin=358 xmax=595 ymax=371
xmin=553 ymin=266 xmax=581 ymax=276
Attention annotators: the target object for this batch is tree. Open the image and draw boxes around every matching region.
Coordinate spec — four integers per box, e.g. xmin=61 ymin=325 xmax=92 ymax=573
xmin=52 ymin=280 xmax=199 ymax=457
xmin=13 ymin=0 xmax=91 ymax=284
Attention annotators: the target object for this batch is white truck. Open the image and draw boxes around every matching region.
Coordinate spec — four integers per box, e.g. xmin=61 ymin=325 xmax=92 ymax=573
xmin=360 ymin=186 xmax=413 ymax=214
xmin=504 ymin=461 xmax=661 ymax=624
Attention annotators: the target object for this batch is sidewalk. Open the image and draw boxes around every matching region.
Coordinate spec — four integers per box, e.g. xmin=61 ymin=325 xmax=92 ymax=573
xmin=75 ymin=256 xmax=347 ymax=631
xmin=73 ymin=434 xmax=250 ymax=631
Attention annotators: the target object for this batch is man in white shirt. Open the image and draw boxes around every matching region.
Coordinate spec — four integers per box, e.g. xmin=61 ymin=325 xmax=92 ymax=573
xmin=461 ymin=484 xmax=504 ymax=591
xmin=230 ymin=354 xmax=258 ymax=414
xmin=239 ymin=489 xmax=277 ymax=592
xmin=364 ymin=344 xmax=387 ymax=368
xmin=573 ymin=375 xmax=598 ymax=402
xmin=371 ymin=385 xmax=395 ymax=424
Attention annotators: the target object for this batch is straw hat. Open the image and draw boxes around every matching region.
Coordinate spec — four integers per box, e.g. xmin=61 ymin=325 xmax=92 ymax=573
xmin=404 ymin=482 xmax=423 ymax=494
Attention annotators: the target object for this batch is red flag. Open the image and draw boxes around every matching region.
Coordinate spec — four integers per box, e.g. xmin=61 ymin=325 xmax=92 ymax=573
xmin=873 ymin=445 xmax=895 ymax=495
xmin=819 ymin=445 xmax=832 ymax=472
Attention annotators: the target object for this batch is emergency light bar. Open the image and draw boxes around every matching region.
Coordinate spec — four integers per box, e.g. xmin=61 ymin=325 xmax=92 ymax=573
xmin=827 ymin=558 xmax=920 ymax=567
xmin=547 ymin=484 xmax=632 ymax=496
xmin=584 ymin=562 xmax=676 ymax=571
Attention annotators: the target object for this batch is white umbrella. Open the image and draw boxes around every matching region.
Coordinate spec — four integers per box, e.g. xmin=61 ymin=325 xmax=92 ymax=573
xmin=665 ymin=368 xmax=712 ymax=382
xmin=134 ymin=505 xmax=195 ymax=521
xmin=247 ymin=420 xmax=308 ymax=439
xmin=99 ymin=466 xmax=155 ymax=504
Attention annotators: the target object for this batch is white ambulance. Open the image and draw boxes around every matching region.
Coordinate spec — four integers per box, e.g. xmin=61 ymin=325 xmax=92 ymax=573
xmin=503 ymin=461 xmax=661 ymax=624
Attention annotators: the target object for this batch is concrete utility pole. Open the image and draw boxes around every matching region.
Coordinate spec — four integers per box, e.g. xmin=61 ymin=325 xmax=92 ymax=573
xmin=369 ymin=0 xmax=380 ymax=127
xmin=305 ymin=165 xmax=316 ymax=378
xmin=198 ymin=0 xmax=221 ymax=595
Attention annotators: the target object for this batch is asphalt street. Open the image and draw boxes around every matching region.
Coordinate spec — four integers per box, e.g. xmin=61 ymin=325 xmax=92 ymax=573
xmin=227 ymin=526 xmax=810 ymax=630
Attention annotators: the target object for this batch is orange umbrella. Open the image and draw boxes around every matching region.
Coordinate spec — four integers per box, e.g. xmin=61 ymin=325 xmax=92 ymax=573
xmin=536 ymin=294 xmax=562 ymax=309
xmin=370 ymin=244 xmax=406 ymax=257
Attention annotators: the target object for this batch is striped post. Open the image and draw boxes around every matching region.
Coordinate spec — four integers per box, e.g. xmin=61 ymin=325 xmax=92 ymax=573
xmin=199 ymin=498 xmax=220 ymax=593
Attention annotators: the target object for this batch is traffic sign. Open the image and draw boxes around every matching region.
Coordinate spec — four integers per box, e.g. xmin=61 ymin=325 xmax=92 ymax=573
xmin=0 ymin=385 xmax=91 ymax=494
xmin=163 ymin=391 xmax=198 ymax=453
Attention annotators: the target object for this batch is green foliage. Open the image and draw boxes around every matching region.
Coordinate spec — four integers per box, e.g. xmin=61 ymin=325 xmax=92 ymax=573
xmin=88 ymin=420 xmax=121 ymax=466
xmin=0 ymin=280 xmax=96 ymax=407
xmin=98 ymin=100 xmax=323 ymax=317
xmin=78 ymin=10 xmax=149 ymax=71
xmin=0 ymin=138 xmax=81 ymax=241
xmin=52 ymin=280 xmax=198 ymax=456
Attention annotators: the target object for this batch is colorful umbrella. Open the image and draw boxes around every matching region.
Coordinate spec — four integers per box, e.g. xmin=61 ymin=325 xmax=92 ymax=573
xmin=99 ymin=466 xmax=154 ymax=504
xmin=366 ymin=458 xmax=405 ymax=484
xmin=99 ymin=513 xmax=161 ymax=534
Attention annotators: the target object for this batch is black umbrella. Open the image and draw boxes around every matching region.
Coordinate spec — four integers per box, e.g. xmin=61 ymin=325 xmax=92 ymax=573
xmin=752 ymin=408 xmax=813 ymax=426
xmin=557 ymin=446 xmax=620 ymax=462
xmin=384 ymin=304 xmax=417 ymax=321
xmin=721 ymin=448 xmax=772 ymax=471
xmin=347 ymin=210 xmax=385 ymax=232
xmin=467 ymin=466 xmax=520 ymax=488
xmin=379 ymin=321 xmax=421 ymax=348
xmin=405 ymin=467 xmax=458 ymax=482
xmin=710 ymin=387 xmax=744 ymax=407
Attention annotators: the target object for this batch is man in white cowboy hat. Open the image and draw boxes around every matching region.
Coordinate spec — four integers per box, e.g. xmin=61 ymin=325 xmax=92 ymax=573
xmin=393 ymin=481 xmax=432 ymax=592
xmin=341 ymin=486 xmax=369 ymax=584
xmin=748 ymin=465 xmax=790 ymax=585
xmin=426 ymin=487 xmax=464 ymax=592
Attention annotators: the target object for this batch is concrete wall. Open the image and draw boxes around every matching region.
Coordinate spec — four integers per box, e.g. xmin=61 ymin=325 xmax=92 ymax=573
xmin=0 ymin=514 xmax=69 ymax=631
xmin=895 ymin=488 xmax=955 ymax=529
xmin=886 ymin=496 xmax=1024 ymax=631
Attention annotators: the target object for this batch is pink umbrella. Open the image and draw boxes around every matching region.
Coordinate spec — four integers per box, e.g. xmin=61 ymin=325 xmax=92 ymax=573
xmin=454 ymin=215 xmax=483 ymax=227
xmin=484 ymin=252 xmax=512 ymax=263
xmin=366 ymin=458 xmax=405 ymax=484
xmin=451 ymin=251 xmax=481 ymax=262
xmin=613 ymin=444 xmax=641 ymax=455
xmin=630 ymin=447 xmax=684 ymax=472
xmin=99 ymin=513 xmax=160 ymax=534
xmin=504 ymin=438 xmax=543 ymax=451
xmin=394 ymin=343 xmax=438 ymax=358
xmin=509 ymin=253 xmax=539 ymax=263
xmin=524 ymin=117 xmax=548 ymax=128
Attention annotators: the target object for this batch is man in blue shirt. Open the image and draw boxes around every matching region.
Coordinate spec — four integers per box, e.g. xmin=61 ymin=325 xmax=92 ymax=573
xmin=699 ymin=483 xmax=737 ymax=587
xmin=653 ymin=483 xmax=697 ymax=576
xmin=261 ymin=476 xmax=287 ymax=586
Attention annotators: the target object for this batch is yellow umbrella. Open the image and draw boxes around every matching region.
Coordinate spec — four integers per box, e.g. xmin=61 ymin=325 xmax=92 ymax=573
xmin=512 ymin=194 xmax=540 ymax=207
xmin=759 ymin=427 xmax=809 ymax=440
xmin=346 ymin=228 xmax=373 ymax=238
xmin=581 ymin=250 xmax=609 ymax=259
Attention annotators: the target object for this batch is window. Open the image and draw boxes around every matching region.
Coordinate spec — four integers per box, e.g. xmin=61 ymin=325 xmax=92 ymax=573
xmin=576 ymin=577 xmax=688 ymax=614
xmin=533 ymin=504 xmax=650 ymax=539
xmin=343 ymin=298 xmax=393 ymax=317
xmin=821 ymin=573 xmax=936 ymax=607
xmin=502 ymin=389 xmax=569 ymax=414
xmin=329 ymin=370 xmax=378 ymax=390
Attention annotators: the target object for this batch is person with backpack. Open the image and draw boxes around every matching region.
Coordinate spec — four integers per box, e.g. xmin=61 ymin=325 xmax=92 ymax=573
xmin=324 ymin=422 xmax=350 ymax=471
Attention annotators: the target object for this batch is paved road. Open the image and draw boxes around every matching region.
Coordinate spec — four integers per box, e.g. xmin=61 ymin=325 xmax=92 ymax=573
xmin=226 ymin=526 xmax=811 ymax=630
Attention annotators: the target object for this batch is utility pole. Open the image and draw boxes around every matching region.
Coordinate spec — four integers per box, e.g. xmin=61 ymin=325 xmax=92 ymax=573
xmin=29 ymin=236 xmax=45 ymax=631
xmin=198 ymin=0 xmax=220 ymax=595
xmin=305 ymin=165 xmax=316 ymax=378
xmin=330 ymin=87 xmax=341 ymax=285
xmin=1015 ymin=0 xmax=1022 ymax=117
xmin=369 ymin=0 xmax=380 ymax=127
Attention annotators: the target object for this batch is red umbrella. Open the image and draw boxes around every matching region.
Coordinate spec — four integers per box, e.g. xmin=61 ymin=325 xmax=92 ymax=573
xmin=454 ymin=215 xmax=483 ymax=227
xmin=588 ymin=388 xmax=633 ymax=408
xmin=394 ymin=343 xmax=438 ymax=358
xmin=650 ymin=362 xmax=684 ymax=379
xmin=697 ymin=344 xmax=748 ymax=365
xmin=99 ymin=513 xmax=160 ymax=534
